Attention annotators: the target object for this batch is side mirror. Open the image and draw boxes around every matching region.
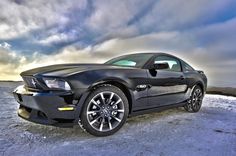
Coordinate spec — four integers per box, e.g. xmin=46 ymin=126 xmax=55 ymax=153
xmin=153 ymin=63 xmax=169 ymax=70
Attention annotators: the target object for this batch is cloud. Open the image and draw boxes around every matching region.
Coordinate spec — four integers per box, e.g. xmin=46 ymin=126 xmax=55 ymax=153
xmin=2 ymin=18 xmax=234 ymax=84
xmin=0 ymin=43 xmax=27 ymax=80
xmin=85 ymin=0 xmax=144 ymax=32
xmin=0 ymin=0 xmax=87 ymax=40
xmin=0 ymin=42 xmax=11 ymax=49
xmin=1 ymin=0 xmax=235 ymax=48
xmin=0 ymin=0 xmax=236 ymax=87
xmin=38 ymin=32 xmax=77 ymax=46
xmin=38 ymin=17 xmax=236 ymax=86
xmin=137 ymin=0 xmax=236 ymax=31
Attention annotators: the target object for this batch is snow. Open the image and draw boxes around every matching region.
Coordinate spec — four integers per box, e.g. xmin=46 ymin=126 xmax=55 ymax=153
xmin=0 ymin=82 xmax=235 ymax=156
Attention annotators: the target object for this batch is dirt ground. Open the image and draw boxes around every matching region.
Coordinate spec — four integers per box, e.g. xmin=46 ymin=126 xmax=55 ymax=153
xmin=0 ymin=82 xmax=235 ymax=156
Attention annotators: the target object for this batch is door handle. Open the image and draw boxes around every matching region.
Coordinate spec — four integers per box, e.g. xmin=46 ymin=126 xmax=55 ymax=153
xmin=136 ymin=84 xmax=152 ymax=91
xmin=147 ymin=84 xmax=152 ymax=88
xmin=180 ymin=75 xmax=185 ymax=80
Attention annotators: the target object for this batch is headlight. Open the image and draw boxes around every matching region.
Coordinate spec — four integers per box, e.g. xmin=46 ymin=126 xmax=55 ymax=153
xmin=43 ymin=78 xmax=71 ymax=91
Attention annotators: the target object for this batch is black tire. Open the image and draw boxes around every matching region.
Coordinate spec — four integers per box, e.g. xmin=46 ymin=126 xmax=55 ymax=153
xmin=80 ymin=84 xmax=129 ymax=136
xmin=184 ymin=85 xmax=203 ymax=112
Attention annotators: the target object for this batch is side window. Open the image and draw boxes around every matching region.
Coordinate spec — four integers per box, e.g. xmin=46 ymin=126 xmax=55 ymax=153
xmin=182 ymin=61 xmax=194 ymax=72
xmin=154 ymin=56 xmax=181 ymax=72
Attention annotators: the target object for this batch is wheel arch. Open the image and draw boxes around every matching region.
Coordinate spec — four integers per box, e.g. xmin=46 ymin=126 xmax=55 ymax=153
xmin=190 ymin=81 xmax=205 ymax=97
xmin=88 ymin=80 xmax=133 ymax=114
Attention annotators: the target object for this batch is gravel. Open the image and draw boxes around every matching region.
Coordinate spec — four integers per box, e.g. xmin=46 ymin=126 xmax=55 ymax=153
xmin=0 ymin=82 xmax=235 ymax=156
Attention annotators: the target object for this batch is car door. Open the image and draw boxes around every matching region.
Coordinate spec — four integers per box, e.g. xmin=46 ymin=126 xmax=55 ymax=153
xmin=146 ymin=55 xmax=187 ymax=108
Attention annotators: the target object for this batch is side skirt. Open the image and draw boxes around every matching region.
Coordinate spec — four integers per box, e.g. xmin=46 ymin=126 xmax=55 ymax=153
xmin=129 ymin=101 xmax=187 ymax=117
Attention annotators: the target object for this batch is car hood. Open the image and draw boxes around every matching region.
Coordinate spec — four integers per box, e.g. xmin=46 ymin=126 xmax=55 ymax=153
xmin=20 ymin=63 xmax=133 ymax=77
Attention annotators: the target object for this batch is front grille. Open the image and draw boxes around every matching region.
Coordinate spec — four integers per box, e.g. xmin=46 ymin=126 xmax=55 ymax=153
xmin=22 ymin=76 xmax=43 ymax=90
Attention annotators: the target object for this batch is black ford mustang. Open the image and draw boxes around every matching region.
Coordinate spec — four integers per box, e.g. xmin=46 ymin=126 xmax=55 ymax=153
xmin=13 ymin=53 xmax=207 ymax=136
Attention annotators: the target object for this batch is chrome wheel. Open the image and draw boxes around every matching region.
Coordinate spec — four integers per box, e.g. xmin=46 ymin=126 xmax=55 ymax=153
xmin=86 ymin=91 xmax=125 ymax=132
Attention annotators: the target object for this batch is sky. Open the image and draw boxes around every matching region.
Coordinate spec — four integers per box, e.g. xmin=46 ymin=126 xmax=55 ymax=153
xmin=0 ymin=0 xmax=236 ymax=87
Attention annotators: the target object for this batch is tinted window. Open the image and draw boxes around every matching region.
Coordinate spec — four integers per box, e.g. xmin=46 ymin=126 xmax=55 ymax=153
xmin=154 ymin=56 xmax=181 ymax=72
xmin=105 ymin=54 xmax=153 ymax=68
xmin=182 ymin=61 xmax=194 ymax=72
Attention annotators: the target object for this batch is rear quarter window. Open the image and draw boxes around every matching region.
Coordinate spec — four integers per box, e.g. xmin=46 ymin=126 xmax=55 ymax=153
xmin=182 ymin=61 xmax=195 ymax=72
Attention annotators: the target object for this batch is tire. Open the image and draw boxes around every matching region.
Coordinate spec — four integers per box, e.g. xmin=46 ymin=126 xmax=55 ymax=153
xmin=184 ymin=85 xmax=203 ymax=112
xmin=80 ymin=84 xmax=129 ymax=136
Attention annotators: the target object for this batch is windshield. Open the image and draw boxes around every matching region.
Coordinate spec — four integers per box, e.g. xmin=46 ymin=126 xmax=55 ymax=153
xmin=104 ymin=53 xmax=153 ymax=68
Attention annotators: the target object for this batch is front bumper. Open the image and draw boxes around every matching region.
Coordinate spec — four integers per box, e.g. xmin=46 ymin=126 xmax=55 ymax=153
xmin=13 ymin=85 xmax=78 ymax=127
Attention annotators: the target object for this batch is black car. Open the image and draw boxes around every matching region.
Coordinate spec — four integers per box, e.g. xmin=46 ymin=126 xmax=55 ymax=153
xmin=13 ymin=53 xmax=207 ymax=136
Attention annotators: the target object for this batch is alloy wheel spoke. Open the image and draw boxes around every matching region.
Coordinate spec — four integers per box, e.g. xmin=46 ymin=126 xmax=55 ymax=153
xmin=198 ymin=93 xmax=203 ymax=98
xmin=100 ymin=93 xmax=105 ymax=105
xmin=112 ymin=116 xmax=121 ymax=122
xmin=113 ymin=98 xmax=121 ymax=106
xmin=195 ymin=102 xmax=200 ymax=109
xmin=113 ymin=109 xmax=124 ymax=113
xmin=108 ymin=117 xmax=112 ymax=130
xmin=110 ymin=92 xmax=114 ymax=100
xmin=193 ymin=89 xmax=202 ymax=109
xmin=90 ymin=115 xmax=101 ymax=125
xmin=99 ymin=117 xmax=105 ymax=131
xmin=194 ymin=90 xmax=202 ymax=106
xmin=87 ymin=110 xmax=100 ymax=115
xmin=91 ymin=99 xmax=101 ymax=109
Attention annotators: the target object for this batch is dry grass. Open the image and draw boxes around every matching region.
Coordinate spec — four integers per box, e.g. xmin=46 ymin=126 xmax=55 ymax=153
xmin=207 ymin=87 xmax=236 ymax=97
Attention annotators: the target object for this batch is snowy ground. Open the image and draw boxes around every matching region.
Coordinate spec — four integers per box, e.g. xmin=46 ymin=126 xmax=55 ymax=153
xmin=0 ymin=82 xmax=235 ymax=156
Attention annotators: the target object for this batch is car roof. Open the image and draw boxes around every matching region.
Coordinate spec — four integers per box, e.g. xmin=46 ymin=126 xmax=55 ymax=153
xmin=111 ymin=52 xmax=183 ymax=63
xmin=122 ymin=52 xmax=178 ymax=58
xmin=106 ymin=52 xmax=186 ymax=69
xmin=126 ymin=52 xmax=186 ymax=64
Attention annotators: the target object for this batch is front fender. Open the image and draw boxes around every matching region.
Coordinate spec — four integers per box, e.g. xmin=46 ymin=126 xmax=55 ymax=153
xmin=88 ymin=77 xmax=131 ymax=90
